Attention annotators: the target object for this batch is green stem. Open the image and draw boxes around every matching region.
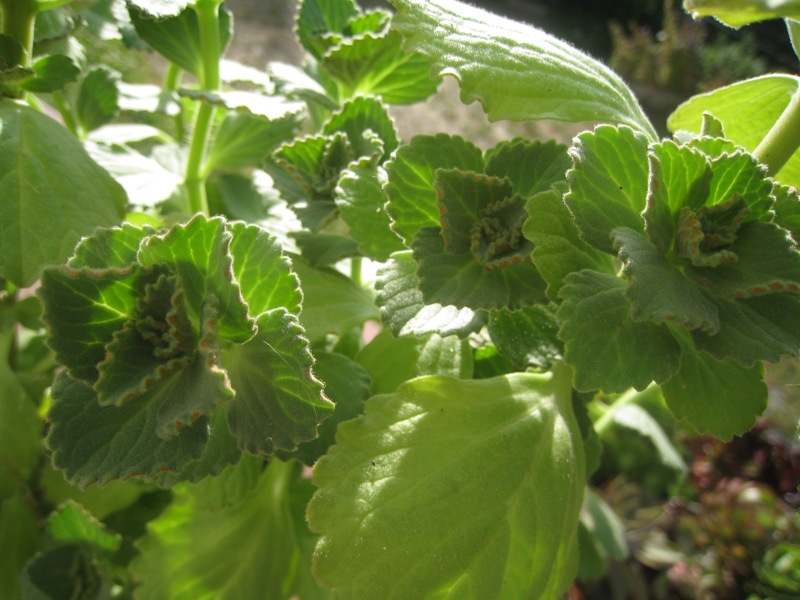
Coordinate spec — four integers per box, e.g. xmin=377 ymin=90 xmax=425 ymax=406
xmin=753 ymin=89 xmax=800 ymax=177
xmin=1 ymin=0 xmax=37 ymax=68
xmin=183 ymin=1 xmax=223 ymax=215
xmin=350 ymin=256 xmax=363 ymax=285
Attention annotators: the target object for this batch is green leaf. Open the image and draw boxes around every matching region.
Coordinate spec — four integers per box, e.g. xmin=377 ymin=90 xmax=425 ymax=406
xmin=308 ymin=371 xmax=585 ymax=599
xmin=205 ymin=111 xmax=302 ymax=172
xmin=38 ymin=265 xmax=144 ymax=383
xmin=484 ymin=139 xmax=571 ymax=198
xmin=661 ymin=332 xmax=768 ymax=440
xmin=691 ymin=293 xmax=800 ymax=365
xmin=388 ymin=0 xmax=656 ymax=137
xmin=335 ymin=161 xmax=405 ymax=261
xmin=374 ymin=251 xmax=486 ymax=338
xmin=47 ymin=500 xmax=121 ymax=555
xmin=355 ymin=328 xmax=424 ymax=394
xmin=128 ymin=3 xmax=232 ymax=78
xmin=137 ymin=214 xmax=255 ymax=343
xmin=565 ymin=125 xmax=651 ymax=254
xmin=323 ymin=29 xmax=439 ymax=104
xmin=227 ymin=221 xmax=302 ymax=316
xmin=667 ymin=75 xmax=800 ymax=189
xmin=525 ymin=188 xmax=616 ymax=301
xmin=581 ymin=488 xmax=629 ymax=563
xmin=46 ymin=372 xmax=210 ymax=487
xmin=134 ymin=459 xmax=318 ymax=599
xmin=179 ymin=89 xmax=306 ymax=122
xmin=286 ymin=351 xmax=371 ymax=466
xmin=487 ymin=305 xmax=562 ymax=371
xmin=74 ymin=67 xmax=120 ymax=133
xmin=323 ymin=94 xmax=399 ymax=161
xmin=293 ymin=258 xmax=380 ymax=341
xmin=291 ymin=231 xmax=360 ymax=267
xmin=612 ymin=227 xmax=720 ymax=333
xmin=21 ymin=54 xmax=79 ymax=93
xmin=296 ymin=0 xmax=360 ymax=60
xmin=683 ymin=0 xmax=800 ymax=27
xmin=643 ymin=141 xmax=713 ymax=253
xmin=412 ymin=226 xmax=547 ymax=310
xmin=225 ymin=309 xmax=333 ymax=456
xmin=685 ymin=221 xmax=800 ymax=299
xmin=773 ymin=182 xmax=800 ymax=243
xmin=0 ymin=101 xmax=126 ymax=287
xmin=385 ymin=134 xmax=484 ymax=246
xmin=558 ymin=270 xmax=682 ymax=392
xmin=21 ymin=543 xmax=104 ymax=600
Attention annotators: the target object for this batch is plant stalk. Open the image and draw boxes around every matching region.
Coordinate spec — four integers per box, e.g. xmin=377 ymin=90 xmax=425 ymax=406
xmin=1 ymin=0 xmax=38 ymax=68
xmin=753 ymin=88 xmax=800 ymax=177
xmin=183 ymin=1 xmax=223 ymax=215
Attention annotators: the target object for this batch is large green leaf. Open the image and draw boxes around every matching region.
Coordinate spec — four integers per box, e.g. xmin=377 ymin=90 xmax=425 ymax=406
xmin=0 ymin=101 xmax=126 ymax=287
xmin=308 ymin=371 xmax=585 ymax=600
xmin=667 ymin=75 xmax=800 ymax=188
xmin=388 ymin=0 xmax=656 ymax=137
xmin=683 ymin=0 xmax=800 ymax=27
xmin=565 ymin=125 xmax=651 ymax=254
xmin=134 ymin=458 xmax=321 ymax=599
xmin=558 ymin=270 xmax=682 ymax=393
xmin=225 ymin=309 xmax=333 ymax=456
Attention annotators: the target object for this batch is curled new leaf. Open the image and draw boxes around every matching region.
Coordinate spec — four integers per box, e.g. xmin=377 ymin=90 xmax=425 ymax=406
xmin=40 ymin=214 xmax=333 ymax=486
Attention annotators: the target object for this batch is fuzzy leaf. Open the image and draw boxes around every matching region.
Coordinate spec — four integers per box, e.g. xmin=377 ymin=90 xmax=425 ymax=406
xmin=46 ymin=372 xmax=210 ymax=487
xmin=685 ymin=221 xmax=800 ymax=299
xmin=388 ymin=0 xmax=655 ymax=137
xmin=206 ymin=112 xmax=302 ymax=172
xmin=323 ymin=29 xmax=439 ymax=104
xmin=487 ymin=305 xmax=563 ymax=370
xmin=47 ymin=500 xmax=121 ymax=554
xmin=525 ymin=188 xmax=616 ymax=300
xmin=558 ymin=270 xmax=681 ymax=392
xmin=565 ymin=125 xmax=651 ymax=254
xmin=137 ymin=214 xmax=255 ymax=343
xmin=308 ymin=372 xmax=585 ymax=600
xmin=322 ymin=95 xmax=399 ymax=161
xmin=0 ymin=102 xmax=126 ymax=287
xmin=385 ymin=134 xmax=484 ymax=246
xmin=335 ymin=161 xmax=405 ymax=261
xmin=412 ymin=226 xmax=548 ymax=310
xmin=225 ymin=309 xmax=333 ymax=457
xmin=612 ymin=227 xmax=720 ymax=333
xmin=484 ymin=139 xmax=572 ymax=197
xmin=374 ymin=251 xmax=486 ymax=338
xmin=662 ymin=333 xmax=768 ymax=440
xmin=296 ymin=0 xmax=360 ymax=60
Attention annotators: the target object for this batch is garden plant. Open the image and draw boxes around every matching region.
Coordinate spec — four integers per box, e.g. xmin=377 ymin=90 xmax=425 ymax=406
xmin=1 ymin=0 xmax=799 ymax=597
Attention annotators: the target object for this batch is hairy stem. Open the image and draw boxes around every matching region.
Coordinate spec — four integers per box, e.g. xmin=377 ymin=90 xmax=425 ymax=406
xmin=753 ymin=89 xmax=800 ymax=177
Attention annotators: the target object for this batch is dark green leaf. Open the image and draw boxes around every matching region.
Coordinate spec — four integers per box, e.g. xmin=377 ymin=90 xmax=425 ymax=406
xmin=662 ymin=332 xmax=767 ymax=440
xmin=0 ymin=490 xmax=41 ymax=600
xmin=0 ymin=102 xmax=126 ymax=287
xmin=412 ymin=226 xmax=547 ymax=310
xmin=21 ymin=544 xmax=103 ymax=600
xmin=374 ymin=251 xmax=486 ymax=338
xmin=612 ymin=227 xmax=720 ymax=333
xmin=225 ymin=309 xmax=333 ymax=456
xmin=525 ymin=188 xmax=616 ymax=301
xmin=484 ymin=139 xmax=571 ymax=198
xmin=565 ymin=125 xmax=650 ymax=254
xmin=385 ymin=134 xmax=484 ymax=246
xmin=22 ymin=54 xmax=79 ymax=93
xmin=46 ymin=372 xmax=210 ymax=487
xmin=558 ymin=270 xmax=681 ymax=392
xmin=75 ymin=67 xmax=119 ymax=132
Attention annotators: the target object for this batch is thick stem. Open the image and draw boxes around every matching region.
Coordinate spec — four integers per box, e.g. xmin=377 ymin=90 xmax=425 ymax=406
xmin=182 ymin=1 xmax=223 ymax=215
xmin=1 ymin=0 xmax=38 ymax=67
xmin=753 ymin=89 xmax=800 ymax=177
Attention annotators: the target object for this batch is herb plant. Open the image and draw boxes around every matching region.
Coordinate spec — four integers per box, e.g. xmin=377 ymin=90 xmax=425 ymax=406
xmin=1 ymin=0 xmax=798 ymax=598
